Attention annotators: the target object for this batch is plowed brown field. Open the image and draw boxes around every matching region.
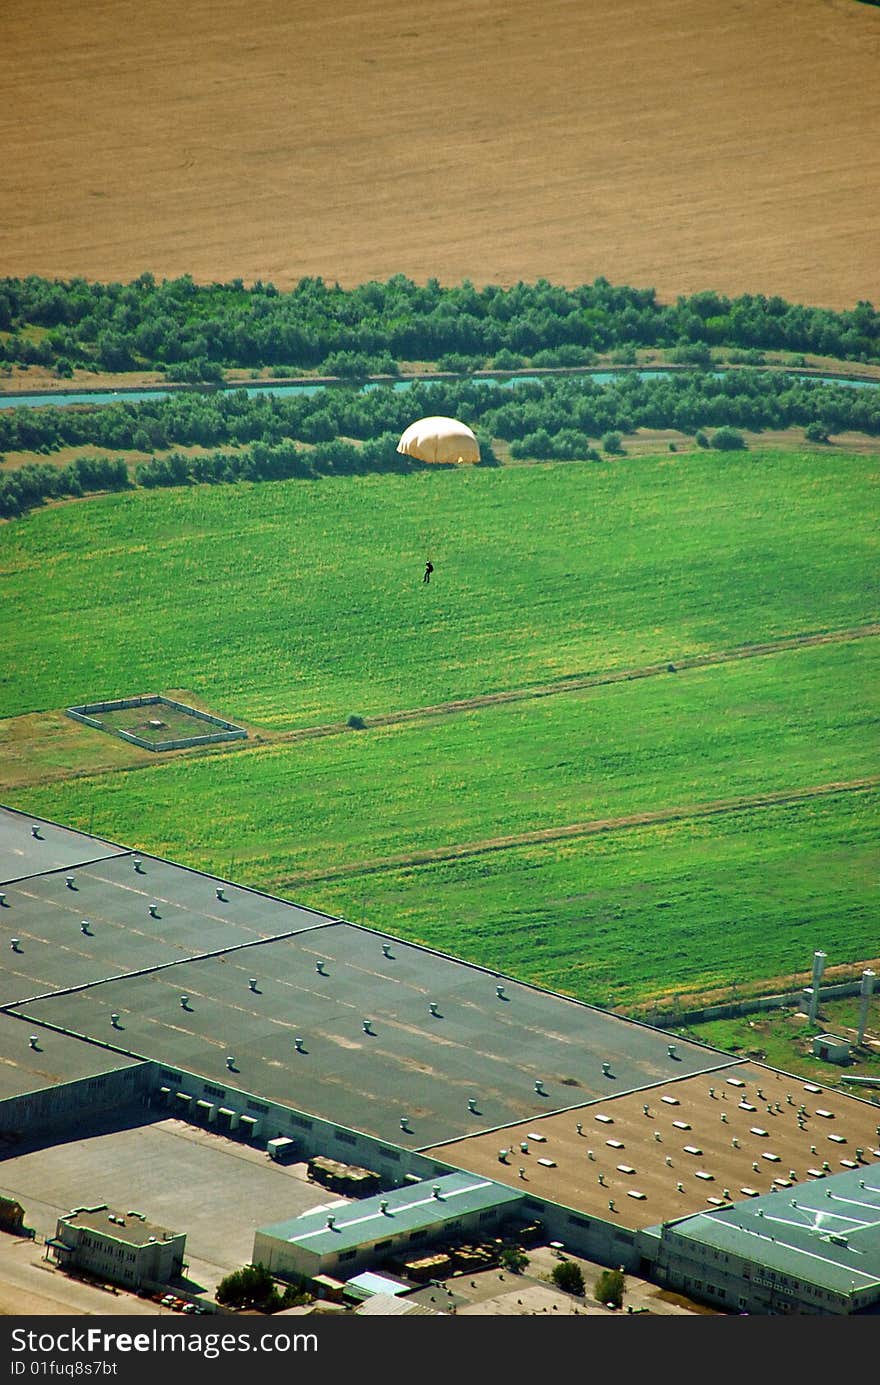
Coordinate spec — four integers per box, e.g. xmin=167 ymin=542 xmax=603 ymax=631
xmin=2 ymin=0 xmax=878 ymax=306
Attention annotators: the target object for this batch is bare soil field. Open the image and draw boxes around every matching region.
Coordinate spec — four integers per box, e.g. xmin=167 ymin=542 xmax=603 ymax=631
xmin=2 ymin=0 xmax=878 ymax=308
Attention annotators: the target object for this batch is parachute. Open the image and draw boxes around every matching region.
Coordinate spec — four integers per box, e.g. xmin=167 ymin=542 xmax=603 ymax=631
xmin=396 ymin=416 xmax=480 ymax=465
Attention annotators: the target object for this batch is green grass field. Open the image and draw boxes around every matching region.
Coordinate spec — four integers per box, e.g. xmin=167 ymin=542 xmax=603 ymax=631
xmin=2 ymin=450 xmax=877 ymax=725
xmin=2 ymin=448 xmax=877 ymax=1007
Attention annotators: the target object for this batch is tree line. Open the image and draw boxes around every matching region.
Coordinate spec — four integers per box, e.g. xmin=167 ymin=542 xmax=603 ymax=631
xmin=1 ymin=368 xmax=877 ymax=518
xmin=1 ymin=370 xmax=877 ymax=458
xmin=0 ymin=273 xmax=877 ymax=379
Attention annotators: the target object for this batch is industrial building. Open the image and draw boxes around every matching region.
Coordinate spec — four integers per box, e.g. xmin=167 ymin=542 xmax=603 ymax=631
xmin=47 ymin=1205 xmax=186 ymax=1290
xmin=254 ymin=1172 xmax=524 ymax=1280
xmin=1 ymin=802 xmax=878 ymax=1315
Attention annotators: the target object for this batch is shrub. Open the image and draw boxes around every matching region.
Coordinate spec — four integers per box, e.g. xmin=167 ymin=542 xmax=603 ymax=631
xmin=551 ymin=1260 xmax=585 ymax=1295
xmin=595 ymin=1267 xmax=625 ymax=1309
xmin=711 ymin=425 xmax=747 ymax=450
xmin=600 ymin=431 xmax=624 ymax=455
xmin=499 ymin=1245 xmax=529 ymax=1274
xmin=695 ymin=429 xmax=710 ymax=448
xmin=347 ymin=714 xmax=366 ymax=730
xmin=216 ymin=1264 xmax=280 ymax=1311
xmin=805 ymin=420 xmax=832 ymax=443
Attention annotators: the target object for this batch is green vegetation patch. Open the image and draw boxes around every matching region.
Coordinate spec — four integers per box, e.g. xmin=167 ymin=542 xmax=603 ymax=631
xmin=1 ymin=450 xmax=877 ymax=726
xmin=13 ymin=642 xmax=878 ymax=1007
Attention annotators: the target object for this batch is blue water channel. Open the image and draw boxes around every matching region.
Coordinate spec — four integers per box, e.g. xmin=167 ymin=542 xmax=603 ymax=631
xmin=0 ymin=369 xmax=877 ymax=411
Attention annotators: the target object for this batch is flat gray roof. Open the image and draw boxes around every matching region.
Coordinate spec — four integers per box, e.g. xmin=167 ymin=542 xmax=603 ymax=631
xmin=62 ymin=1205 xmax=182 ymax=1247
xmin=0 ymin=805 xmax=127 ymax=884
xmin=0 ymin=1011 xmax=142 ymax=1103
xmin=658 ymin=1161 xmax=880 ymax=1296
xmin=0 ymin=850 xmax=338 ymax=1007
xmin=10 ymin=923 xmax=728 ymax=1149
xmin=257 ymin=1172 xmax=523 ymax=1256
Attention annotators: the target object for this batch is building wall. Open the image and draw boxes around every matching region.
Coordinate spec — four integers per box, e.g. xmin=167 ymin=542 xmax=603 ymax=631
xmin=0 ymin=1063 xmax=152 ymax=1140
xmin=640 ymin=1223 xmax=868 ymax=1315
xmin=54 ymin=1221 xmax=185 ymax=1289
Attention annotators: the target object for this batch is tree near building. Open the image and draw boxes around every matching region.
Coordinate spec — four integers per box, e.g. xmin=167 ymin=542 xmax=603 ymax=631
xmin=595 ymin=1267 xmax=625 ymax=1309
xmin=551 ymin=1259 xmax=585 ymax=1295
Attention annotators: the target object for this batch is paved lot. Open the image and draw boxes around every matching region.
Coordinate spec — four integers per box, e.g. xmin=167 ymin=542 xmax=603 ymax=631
xmin=0 ymin=1118 xmax=343 ymax=1297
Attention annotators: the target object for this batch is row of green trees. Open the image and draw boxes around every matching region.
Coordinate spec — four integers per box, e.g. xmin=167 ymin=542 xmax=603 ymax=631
xmin=0 ymin=456 xmax=129 ymax=519
xmin=1 ymin=369 xmax=877 ymax=460
xmin=1 ymin=273 xmax=877 ymax=376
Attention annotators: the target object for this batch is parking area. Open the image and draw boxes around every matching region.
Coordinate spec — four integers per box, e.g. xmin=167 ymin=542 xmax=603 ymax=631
xmin=0 ymin=1117 xmax=343 ymax=1298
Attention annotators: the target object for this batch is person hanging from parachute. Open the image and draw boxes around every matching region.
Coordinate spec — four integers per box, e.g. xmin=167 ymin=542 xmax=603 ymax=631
xmin=395 ymin=416 xmax=480 ymax=588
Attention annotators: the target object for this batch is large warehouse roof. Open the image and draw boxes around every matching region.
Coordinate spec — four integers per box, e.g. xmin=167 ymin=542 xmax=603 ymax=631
xmin=428 ymin=1063 xmax=880 ymax=1230
xmin=2 ymin=805 xmax=878 ymax=1224
xmin=0 ymin=1011 xmax=141 ymax=1103
xmin=651 ymin=1161 xmax=880 ymax=1297
xmin=0 ymin=804 xmax=127 ymax=883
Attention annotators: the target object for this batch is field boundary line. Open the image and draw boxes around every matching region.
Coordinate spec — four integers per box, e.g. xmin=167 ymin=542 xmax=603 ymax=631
xmin=275 ymin=622 xmax=880 ymax=743
xmin=278 ymin=775 xmax=880 ymax=886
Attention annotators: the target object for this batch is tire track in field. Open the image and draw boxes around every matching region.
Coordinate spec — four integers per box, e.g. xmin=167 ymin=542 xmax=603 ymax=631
xmin=278 ymin=775 xmax=880 ymax=887
xmin=275 ymin=622 xmax=880 ymax=745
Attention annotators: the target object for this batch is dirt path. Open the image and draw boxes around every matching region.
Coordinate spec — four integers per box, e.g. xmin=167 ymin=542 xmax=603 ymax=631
xmin=273 ymin=621 xmax=880 ymax=746
xmin=278 ymin=774 xmax=880 ymax=887
xmin=3 ymin=622 xmax=876 ymax=796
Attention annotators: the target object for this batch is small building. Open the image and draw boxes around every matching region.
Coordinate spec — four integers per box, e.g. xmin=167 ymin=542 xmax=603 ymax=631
xmin=0 ymin=1195 xmax=28 ymax=1236
xmin=812 ymin=1034 xmax=852 ymax=1065
xmin=47 ymin=1205 xmax=185 ymax=1290
xmin=254 ymin=1172 xmax=524 ymax=1282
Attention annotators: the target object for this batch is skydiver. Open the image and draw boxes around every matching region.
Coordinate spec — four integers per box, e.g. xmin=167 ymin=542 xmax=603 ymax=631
xmin=423 ymin=560 xmax=434 ymax=584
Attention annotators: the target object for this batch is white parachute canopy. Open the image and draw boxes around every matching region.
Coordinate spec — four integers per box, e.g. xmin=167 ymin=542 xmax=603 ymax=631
xmin=396 ymin=415 xmax=480 ymax=465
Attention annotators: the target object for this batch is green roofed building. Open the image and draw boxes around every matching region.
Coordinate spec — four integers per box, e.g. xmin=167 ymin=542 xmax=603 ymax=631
xmin=639 ymin=1161 xmax=880 ymax=1315
xmin=253 ymin=1172 xmax=524 ymax=1281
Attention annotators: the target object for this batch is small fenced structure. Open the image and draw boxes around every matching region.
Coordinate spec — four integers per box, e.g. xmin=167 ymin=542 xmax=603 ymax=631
xmin=67 ymin=694 xmax=247 ymax=752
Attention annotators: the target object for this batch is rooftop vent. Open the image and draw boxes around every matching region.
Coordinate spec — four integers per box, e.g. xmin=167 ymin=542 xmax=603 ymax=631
xmin=149 ymin=904 xmax=160 ymax=918
xmin=667 ymin=1044 xmax=678 ymax=1060
xmin=326 ymin=1214 xmax=336 ymax=1230
xmin=576 ymin=1122 xmax=583 ymax=1135
xmin=110 ymin=1014 xmax=121 ymax=1028
xmin=362 ymin=1018 xmax=374 ymax=1035
xmin=399 ymin=1116 xmax=410 ymax=1131
xmin=133 ymin=858 xmax=143 ymax=873
xmin=80 ymin=919 xmax=92 ymax=935
xmin=534 ymin=1079 xmax=546 ymax=1095
xmin=0 ymin=893 xmax=6 ymax=907
xmin=315 ymin=960 xmax=327 ymax=976
xmin=248 ymin=978 xmax=258 ymax=992
xmin=429 ymin=1002 xmax=440 ymax=1017
xmin=498 ymin=1150 xmax=509 ymax=1163
xmin=28 ymin=1035 xmax=39 ymax=1049
xmin=432 ymin=1185 xmax=442 ymax=1199
xmin=382 ymin=943 xmax=393 ymax=959
xmin=226 ymin=1056 xmax=236 ymax=1070
xmin=294 ymin=1037 xmax=305 ymax=1053
xmin=31 ymin=825 xmax=42 ymax=838
xmin=380 ymin=1200 xmax=389 ymax=1214
xmin=467 ymin=1097 xmax=478 ymax=1113
xmin=496 ymin=984 xmax=507 ymax=1000
xmin=10 ymin=938 xmax=21 ymax=952
xmin=216 ymin=887 xmax=227 ymax=902
xmin=602 ymin=1062 xmax=612 ymax=1077
xmin=66 ymin=876 xmax=76 ymax=890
